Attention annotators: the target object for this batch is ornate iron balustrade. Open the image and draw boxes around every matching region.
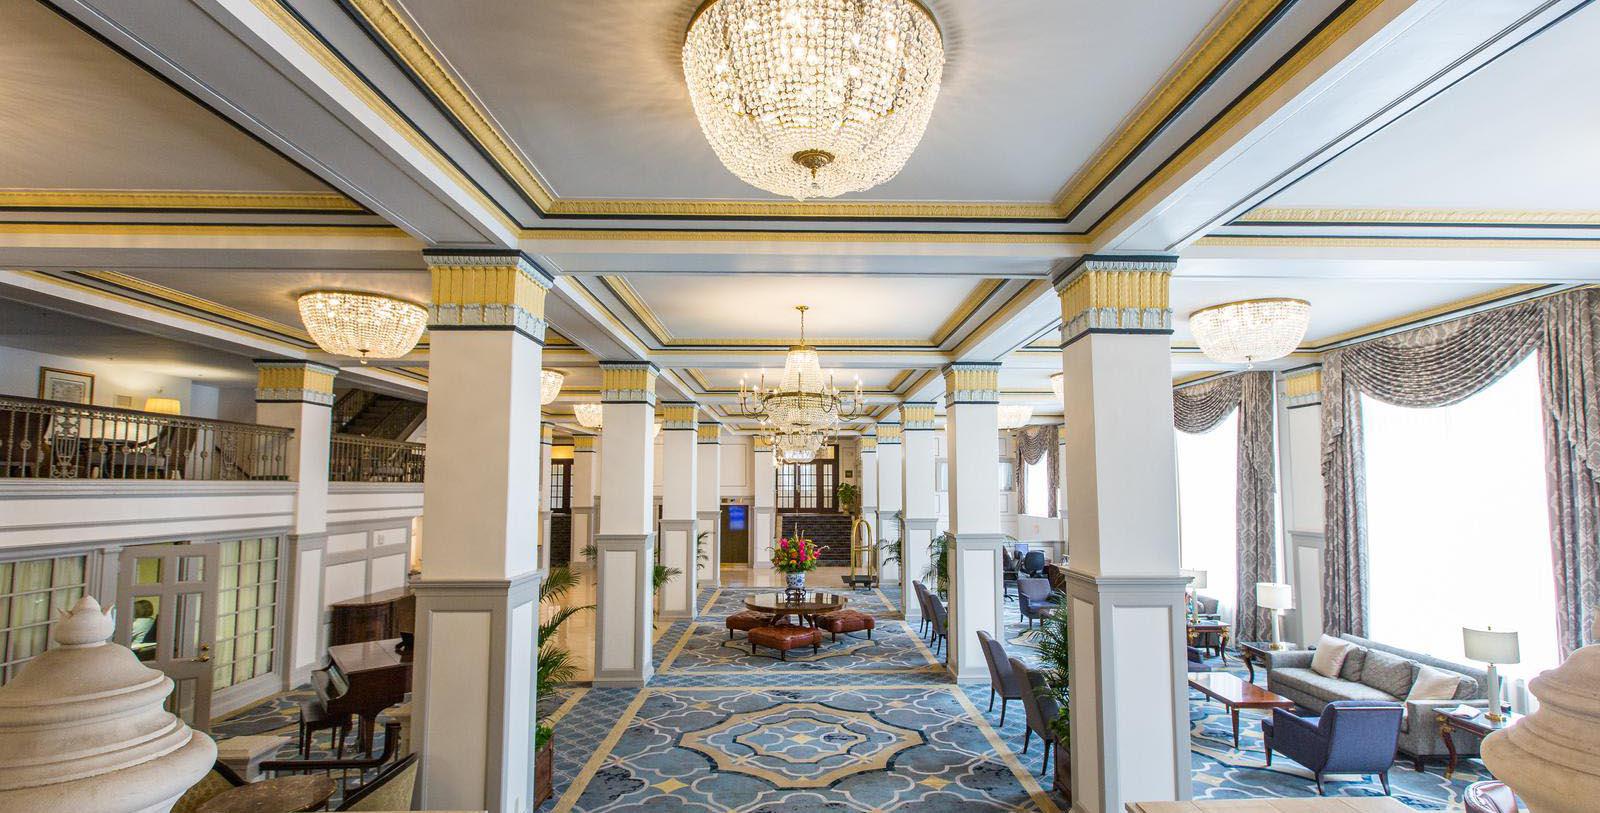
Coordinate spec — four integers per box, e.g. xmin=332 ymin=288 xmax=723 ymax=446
xmin=0 ymin=395 xmax=291 ymax=480
xmin=329 ymin=434 xmax=425 ymax=483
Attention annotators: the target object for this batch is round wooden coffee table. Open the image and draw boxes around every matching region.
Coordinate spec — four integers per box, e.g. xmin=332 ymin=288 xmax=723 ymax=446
xmin=196 ymin=774 xmax=337 ymax=813
xmin=743 ymin=591 xmax=848 ymax=626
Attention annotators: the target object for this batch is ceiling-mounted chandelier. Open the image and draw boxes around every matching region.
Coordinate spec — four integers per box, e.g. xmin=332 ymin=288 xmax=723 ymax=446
xmin=1050 ymin=373 xmax=1063 ymax=403
xmin=682 ymin=0 xmax=945 ymax=200
xmin=297 ymin=291 xmax=426 ymax=363
xmin=540 ymin=370 xmax=565 ymax=406
xmin=1189 ymin=298 xmax=1312 ymax=365
xmin=997 ymin=405 xmax=1033 ymax=430
xmin=737 ymin=306 xmax=863 ymax=437
xmin=574 ymin=403 xmax=604 ymax=429
xmin=773 ymin=429 xmax=826 ymax=465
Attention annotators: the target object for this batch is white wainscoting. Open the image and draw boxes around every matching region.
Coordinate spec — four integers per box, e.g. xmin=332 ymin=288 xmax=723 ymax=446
xmin=0 ymin=480 xmax=297 ymax=551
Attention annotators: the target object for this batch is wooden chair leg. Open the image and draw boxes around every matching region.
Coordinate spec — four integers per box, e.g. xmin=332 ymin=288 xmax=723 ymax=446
xmin=1379 ymin=771 xmax=1391 ymax=796
xmin=989 ymin=689 xmax=996 ymax=711
xmin=1000 ymin=699 xmax=1008 ymax=726
xmin=1042 ymin=739 xmax=1051 ymax=776
xmin=1022 ymin=728 xmax=1031 ymax=754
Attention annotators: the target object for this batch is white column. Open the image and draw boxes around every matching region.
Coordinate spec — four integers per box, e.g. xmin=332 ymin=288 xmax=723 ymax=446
xmin=857 ymin=437 xmax=881 ymax=580
xmin=901 ymin=404 xmax=938 ymax=618
xmin=413 ymin=251 xmax=550 ymax=813
xmin=253 ymin=360 xmax=335 ymax=690
xmin=658 ymin=402 xmax=699 ymax=619
xmin=697 ymin=422 xmax=723 ymax=587
xmin=594 ymin=362 xmax=657 ymax=687
xmin=1056 ymin=256 xmax=1188 ymax=813
xmin=1058 ymin=430 xmax=1070 ymax=546
xmin=1280 ymin=368 xmax=1325 ymax=644
xmin=943 ymin=363 xmax=1005 ymax=682
xmin=752 ymin=438 xmax=776 ymax=569
xmin=570 ymin=435 xmax=598 ymax=567
xmin=875 ymin=424 xmax=904 ymax=591
xmin=539 ymin=424 xmax=554 ymax=573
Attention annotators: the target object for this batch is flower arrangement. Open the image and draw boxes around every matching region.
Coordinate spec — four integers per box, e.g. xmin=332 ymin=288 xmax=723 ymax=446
xmin=772 ymin=534 xmax=824 ymax=574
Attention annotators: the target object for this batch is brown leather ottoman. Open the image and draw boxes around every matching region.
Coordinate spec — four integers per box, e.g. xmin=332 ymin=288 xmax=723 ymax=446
xmin=814 ymin=609 xmax=875 ymax=642
xmin=725 ymin=609 xmax=769 ymax=639
xmin=747 ymin=624 xmax=823 ymax=659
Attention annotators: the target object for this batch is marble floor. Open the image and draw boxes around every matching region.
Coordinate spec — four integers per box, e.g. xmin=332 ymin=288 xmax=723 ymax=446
xmin=213 ymin=565 xmax=1491 ymax=811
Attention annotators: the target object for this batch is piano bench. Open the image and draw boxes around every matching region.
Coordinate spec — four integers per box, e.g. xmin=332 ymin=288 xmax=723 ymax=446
xmin=298 ymin=699 xmax=353 ymax=759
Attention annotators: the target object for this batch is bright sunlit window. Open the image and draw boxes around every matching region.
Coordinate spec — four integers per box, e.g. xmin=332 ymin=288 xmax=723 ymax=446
xmin=1365 ymin=355 xmax=1558 ymax=685
xmin=1023 ymin=457 xmax=1050 ymax=516
xmin=1176 ymin=410 xmax=1239 ymax=625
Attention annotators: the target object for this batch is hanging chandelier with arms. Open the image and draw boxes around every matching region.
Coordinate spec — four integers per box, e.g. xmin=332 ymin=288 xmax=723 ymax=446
xmin=737 ymin=306 xmax=864 ymax=435
xmin=682 ymin=0 xmax=945 ymax=200
xmin=1188 ymin=298 xmax=1311 ymax=365
xmin=297 ymin=291 xmax=426 ymax=363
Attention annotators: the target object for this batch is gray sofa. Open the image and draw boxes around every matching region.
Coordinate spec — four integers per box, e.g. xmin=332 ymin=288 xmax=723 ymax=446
xmin=1265 ymin=634 xmax=1489 ymax=769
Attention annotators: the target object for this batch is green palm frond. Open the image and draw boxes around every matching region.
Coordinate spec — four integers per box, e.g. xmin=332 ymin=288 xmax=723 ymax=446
xmin=541 ymin=566 xmax=582 ymax=605
xmin=653 ymin=564 xmax=683 ymax=592
xmin=536 ymin=644 xmax=579 ymax=698
xmin=538 ymin=604 xmax=591 ymax=644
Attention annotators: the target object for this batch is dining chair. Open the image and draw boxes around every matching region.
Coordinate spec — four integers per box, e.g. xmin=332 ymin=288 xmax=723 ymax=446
xmin=978 ymin=630 xmax=1025 ymax=725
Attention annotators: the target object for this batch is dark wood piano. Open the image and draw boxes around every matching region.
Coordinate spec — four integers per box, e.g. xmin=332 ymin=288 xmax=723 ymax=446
xmin=328 ymin=587 xmax=415 ymax=647
xmin=315 ymin=638 xmax=412 ymax=755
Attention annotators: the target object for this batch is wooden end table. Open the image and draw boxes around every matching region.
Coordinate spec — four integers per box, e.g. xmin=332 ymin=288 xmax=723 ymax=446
xmin=1436 ymin=708 xmax=1521 ymax=779
xmin=1237 ymin=641 xmax=1303 ymax=684
xmin=1188 ymin=671 xmax=1297 ymax=749
xmin=1186 ymin=621 xmax=1231 ymax=664
xmin=742 ymin=591 xmax=848 ymax=627
xmin=195 ymin=774 xmax=337 ymax=813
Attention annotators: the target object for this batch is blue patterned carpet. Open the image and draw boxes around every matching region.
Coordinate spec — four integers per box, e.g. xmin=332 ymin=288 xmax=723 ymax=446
xmin=213 ymin=580 xmax=1491 ymax=811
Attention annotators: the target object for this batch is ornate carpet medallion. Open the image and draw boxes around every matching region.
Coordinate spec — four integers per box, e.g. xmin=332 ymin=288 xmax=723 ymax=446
xmin=679 ymin=701 xmax=921 ymax=788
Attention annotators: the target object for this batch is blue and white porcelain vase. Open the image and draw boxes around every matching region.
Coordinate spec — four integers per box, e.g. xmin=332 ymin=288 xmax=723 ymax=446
xmin=785 ymin=571 xmax=806 ymax=597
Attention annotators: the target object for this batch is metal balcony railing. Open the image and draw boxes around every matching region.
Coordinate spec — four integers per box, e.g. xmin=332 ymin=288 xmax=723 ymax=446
xmin=329 ymin=434 xmax=425 ymax=483
xmin=0 ymin=396 xmax=292 ymax=481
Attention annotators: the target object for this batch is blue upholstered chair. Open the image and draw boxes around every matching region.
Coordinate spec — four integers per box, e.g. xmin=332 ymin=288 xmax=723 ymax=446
xmin=1186 ymin=646 xmax=1212 ymax=672
xmin=977 ymin=630 xmax=1024 ymax=725
xmin=1010 ymin=657 xmax=1059 ymax=777
xmin=927 ymin=595 xmax=949 ymax=657
xmin=1017 ymin=577 xmax=1056 ymax=629
xmin=1261 ymin=700 xmax=1404 ymax=795
xmin=1021 ymin=550 xmax=1047 ymax=578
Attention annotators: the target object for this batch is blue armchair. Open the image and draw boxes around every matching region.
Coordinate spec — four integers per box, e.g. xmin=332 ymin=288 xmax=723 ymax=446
xmin=1186 ymin=646 xmax=1211 ymax=672
xmin=1261 ymin=700 xmax=1404 ymax=796
xmin=1017 ymin=577 xmax=1056 ymax=629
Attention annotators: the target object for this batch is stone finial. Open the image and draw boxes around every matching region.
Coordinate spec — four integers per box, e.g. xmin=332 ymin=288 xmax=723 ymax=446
xmin=1481 ymin=615 xmax=1600 ymax=812
xmin=0 ymin=596 xmax=216 ymax=813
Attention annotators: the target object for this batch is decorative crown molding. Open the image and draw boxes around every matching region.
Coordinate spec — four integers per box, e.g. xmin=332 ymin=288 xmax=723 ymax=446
xmin=901 ymin=403 xmax=937 ymax=431
xmin=424 ymin=251 xmax=554 ymax=340
xmin=697 ymin=422 xmax=723 ymax=444
xmin=859 ymin=436 xmax=878 ymax=452
xmin=875 ymin=424 xmax=902 ymax=444
xmin=943 ymin=363 xmax=1001 ymax=405
xmin=599 ymin=361 xmax=659 ymax=405
xmin=1283 ymin=368 xmax=1323 ymax=408
xmin=1053 ymin=255 xmax=1175 ymax=343
xmin=660 ymin=402 xmax=698 ymax=429
xmin=254 ymin=360 xmax=338 ymax=405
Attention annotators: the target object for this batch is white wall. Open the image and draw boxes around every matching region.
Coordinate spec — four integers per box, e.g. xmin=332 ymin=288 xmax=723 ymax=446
xmin=0 ymin=344 xmax=226 ymax=418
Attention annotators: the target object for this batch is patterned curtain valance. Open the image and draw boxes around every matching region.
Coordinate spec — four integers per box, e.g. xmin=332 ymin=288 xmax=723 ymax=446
xmin=1015 ymin=424 xmax=1059 ymax=517
xmin=1173 ymin=375 xmax=1243 ymax=434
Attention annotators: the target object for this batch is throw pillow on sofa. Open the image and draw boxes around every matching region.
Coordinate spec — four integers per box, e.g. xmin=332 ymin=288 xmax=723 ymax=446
xmin=1338 ymin=645 xmax=1369 ymax=682
xmin=1361 ymin=648 xmax=1417 ymax=698
xmin=1407 ymin=664 xmax=1462 ymax=702
xmin=1310 ymin=634 xmax=1356 ymax=678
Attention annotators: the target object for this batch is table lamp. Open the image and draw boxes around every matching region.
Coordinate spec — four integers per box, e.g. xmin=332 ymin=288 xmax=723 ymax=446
xmin=1463 ymin=626 xmax=1519 ymax=722
xmin=1181 ymin=569 xmax=1207 ymax=623
xmin=1256 ymin=582 xmax=1294 ymax=650
xmin=142 ymin=396 xmax=181 ymax=415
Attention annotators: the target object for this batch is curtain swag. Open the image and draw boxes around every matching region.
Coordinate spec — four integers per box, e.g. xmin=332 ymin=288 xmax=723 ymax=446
xmin=1015 ymin=424 xmax=1059 ymax=517
xmin=1320 ymin=289 xmax=1600 ymax=655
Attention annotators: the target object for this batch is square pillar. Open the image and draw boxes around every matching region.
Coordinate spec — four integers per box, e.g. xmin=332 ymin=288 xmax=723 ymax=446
xmin=875 ymin=424 xmax=904 ymax=593
xmin=594 ymin=362 xmax=658 ymax=687
xmin=413 ymin=250 xmax=551 ymax=813
xmin=752 ymin=437 xmax=777 ymax=569
xmin=658 ymin=402 xmax=699 ymax=619
xmin=539 ymin=424 xmax=554 ymax=573
xmin=254 ymin=360 xmax=336 ymax=689
xmin=570 ymin=435 xmax=598 ymax=567
xmin=901 ymin=405 xmax=938 ymax=618
xmin=857 ymin=437 xmax=884 ymax=581
xmin=943 ymin=363 xmax=1005 ymax=683
xmin=697 ymin=422 xmax=723 ymax=587
xmin=1055 ymin=255 xmax=1188 ymax=813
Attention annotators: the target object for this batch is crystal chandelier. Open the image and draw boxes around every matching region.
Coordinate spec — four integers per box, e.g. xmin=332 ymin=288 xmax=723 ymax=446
xmin=682 ymin=0 xmax=945 ymax=200
xmin=540 ymin=370 xmax=565 ymax=406
xmin=574 ymin=403 xmax=604 ymax=429
xmin=997 ymin=405 xmax=1032 ymax=430
xmin=1049 ymin=373 xmax=1063 ymax=403
xmin=738 ymin=306 xmax=863 ymax=436
xmin=297 ymin=291 xmax=426 ymax=363
xmin=773 ymin=429 xmax=826 ymax=465
xmin=1189 ymin=298 xmax=1312 ymax=364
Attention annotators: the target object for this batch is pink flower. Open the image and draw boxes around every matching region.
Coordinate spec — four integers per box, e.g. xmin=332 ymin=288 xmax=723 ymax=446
xmin=779 ymin=538 xmax=788 ymax=548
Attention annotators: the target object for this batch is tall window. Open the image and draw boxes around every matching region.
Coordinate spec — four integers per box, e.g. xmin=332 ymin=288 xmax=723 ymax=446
xmin=1365 ymin=355 xmax=1557 ymax=682
xmin=1176 ymin=410 xmax=1239 ymax=624
xmin=1023 ymin=457 xmax=1051 ymax=516
xmin=214 ymin=537 xmax=279 ymax=690
xmin=775 ymin=448 xmax=839 ymax=512
xmin=549 ymin=459 xmax=572 ymax=512
xmin=0 ymin=555 xmax=88 ymax=684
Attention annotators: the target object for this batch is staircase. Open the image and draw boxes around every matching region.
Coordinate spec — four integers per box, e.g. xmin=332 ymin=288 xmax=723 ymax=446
xmin=780 ymin=513 xmax=854 ymax=566
xmin=332 ymin=389 xmax=427 ymax=440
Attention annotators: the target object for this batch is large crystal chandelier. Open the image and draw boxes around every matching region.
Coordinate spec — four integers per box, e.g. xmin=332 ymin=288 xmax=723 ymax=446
xmin=297 ymin=291 xmax=426 ymax=363
xmin=683 ymin=0 xmax=945 ymax=200
xmin=540 ymin=370 xmax=565 ymax=405
xmin=773 ymin=429 xmax=826 ymax=464
xmin=574 ymin=403 xmax=604 ymax=429
xmin=997 ymin=405 xmax=1032 ymax=430
xmin=738 ymin=306 xmax=863 ymax=435
xmin=1189 ymin=298 xmax=1312 ymax=365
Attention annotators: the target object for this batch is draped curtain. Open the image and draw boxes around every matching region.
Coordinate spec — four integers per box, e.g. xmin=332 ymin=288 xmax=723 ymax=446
xmin=1016 ymin=424 xmax=1059 ymax=517
xmin=1321 ymin=290 xmax=1600 ymax=654
xmin=1173 ymin=372 xmax=1278 ymax=643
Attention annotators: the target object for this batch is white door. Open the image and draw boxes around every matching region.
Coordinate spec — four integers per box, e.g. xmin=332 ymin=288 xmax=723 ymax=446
xmin=116 ymin=543 xmax=221 ymax=730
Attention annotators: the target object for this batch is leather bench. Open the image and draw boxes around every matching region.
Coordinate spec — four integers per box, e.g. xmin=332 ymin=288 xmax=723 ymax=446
xmin=747 ymin=624 xmax=823 ymax=659
xmin=814 ymin=609 xmax=875 ymax=642
xmin=725 ymin=609 xmax=769 ymax=639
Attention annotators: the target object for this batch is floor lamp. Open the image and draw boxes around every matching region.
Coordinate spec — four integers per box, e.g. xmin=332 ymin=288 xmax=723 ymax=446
xmin=1256 ymin=582 xmax=1294 ymax=650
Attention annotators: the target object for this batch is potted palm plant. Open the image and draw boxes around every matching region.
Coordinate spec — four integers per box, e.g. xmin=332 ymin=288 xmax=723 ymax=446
xmin=533 ymin=566 xmax=591 ymax=808
xmin=835 ymin=481 xmax=859 ymax=515
xmin=1034 ymin=601 xmax=1071 ymax=801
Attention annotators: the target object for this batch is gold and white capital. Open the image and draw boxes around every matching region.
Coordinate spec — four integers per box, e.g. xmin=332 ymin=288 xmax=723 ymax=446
xmin=594 ymin=361 xmax=658 ymax=687
xmin=943 ymin=363 xmax=1005 ymax=683
xmin=697 ymin=422 xmax=723 ymax=587
xmin=658 ymin=402 xmax=699 ymax=620
xmin=412 ymin=250 xmax=551 ymax=812
xmin=1053 ymin=255 xmax=1189 ymax=812
xmin=900 ymin=404 xmax=938 ymax=621
xmin=751 ymin=436 xmax=777 ymax=569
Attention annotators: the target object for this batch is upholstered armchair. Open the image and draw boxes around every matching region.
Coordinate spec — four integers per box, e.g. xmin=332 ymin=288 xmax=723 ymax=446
xmin=1261 ymin=700 xmax=1404 ymax=795
xmin=1017 ymin=577 xmax=1056 ymax=629
xmin=1010 ymin=657 xmax=1060 ymax=777
xmin=977 ymin=630 xmax=1025 ymax=725
xmin=1187 ymin=646 xmax=1212 ymax=672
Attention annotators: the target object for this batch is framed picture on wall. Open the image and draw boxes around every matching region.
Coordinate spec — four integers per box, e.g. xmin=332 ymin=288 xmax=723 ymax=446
xmin=38 ymin=367 xmax=94 ymax=404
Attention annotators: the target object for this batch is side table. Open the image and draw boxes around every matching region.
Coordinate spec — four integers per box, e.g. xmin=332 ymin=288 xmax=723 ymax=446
xmin=1238 ymin=641 xmax=1304 ymax=684
xmin=1436 ymin=708 xmax=1520 ymax=779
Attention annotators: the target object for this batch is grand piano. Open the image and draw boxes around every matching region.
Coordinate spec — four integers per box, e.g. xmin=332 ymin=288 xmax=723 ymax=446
xmin=314 ymin=638 xmax=412 ymax=755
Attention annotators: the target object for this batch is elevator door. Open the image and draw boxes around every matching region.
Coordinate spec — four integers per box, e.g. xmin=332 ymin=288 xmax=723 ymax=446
xmin=721 ymin=505 xmax=750 ymax=565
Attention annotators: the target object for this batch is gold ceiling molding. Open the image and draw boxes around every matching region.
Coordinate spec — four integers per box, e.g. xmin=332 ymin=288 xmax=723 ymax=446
xmin=77 ymin=270 xmax=313 ymax=342
xmin=1283 ymin=368 xmax=1322 ymax=399
xmin=0 ymin=222 xmax=411 ymax=237
xmin=951 ymin=279 xmax=1051 ymax=358
xmin=0 ymin=189 xmax=362 ymax=212
xmin=247 ymin=0 xmax=519 ymax=235
xmin=685 ymin=368 xmax=916 ymax=395
xmin=929 ymin=279 xmax=1005 ymax=346
xmin=1236 ymin=207 xmax=1600 ymax=226
xmin=1088 ymin=0 xmax=1386 ymax=242
xmin=1195 ymin=235 xmax=1600 ymax=250
xmin=523 ymin=228 xmax=1084 ymax=244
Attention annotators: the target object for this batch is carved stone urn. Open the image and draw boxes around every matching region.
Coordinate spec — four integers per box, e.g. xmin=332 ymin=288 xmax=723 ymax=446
xmin=1482 ymin=616 xmax=1600 ymax=812
xmin=0 ymin=596 xmax=216 ymax=813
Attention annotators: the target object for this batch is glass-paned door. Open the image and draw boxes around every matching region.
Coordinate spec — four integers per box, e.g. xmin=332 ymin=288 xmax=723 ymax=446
xmin=116 ymin=543 xmax=220 ymax=730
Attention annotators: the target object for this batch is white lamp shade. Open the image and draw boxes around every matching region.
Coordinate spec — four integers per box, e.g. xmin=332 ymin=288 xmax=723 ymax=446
xmin=1463 ymin=627 xmax=1521 ymax=664
xmin=142 ymin=397 xmax=181 ymax=415
xmin=1256 ymin=582 xmax=1294 ymax=611
xmin=1181 ymin=569 xmax=1208 ymax=590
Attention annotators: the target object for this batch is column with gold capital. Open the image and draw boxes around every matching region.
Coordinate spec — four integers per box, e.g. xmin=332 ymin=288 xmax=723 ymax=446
xmin=595 ymin=361 xmax=657 ymax=686
xmin=697 ymin=422 xmax=723 ymax=586
xmin=413 ymin=250 xmax=550 ymax=813
xmin=874 ymin=423 xmax=904 ymax=601
xmin=943 ymin=362 xmax=1004 ymax=682
xmin=658 ymin=401 xmax=699 ymax=619
xmin=1054 ymin=255 xmax=1187 ymax=812
xmin=900 ymin=403 xmax=938 ymax=621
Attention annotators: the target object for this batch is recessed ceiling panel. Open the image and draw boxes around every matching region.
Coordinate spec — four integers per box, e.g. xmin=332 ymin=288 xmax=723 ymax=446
xmin=119 ymin=269 xmax=430 ymax=331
